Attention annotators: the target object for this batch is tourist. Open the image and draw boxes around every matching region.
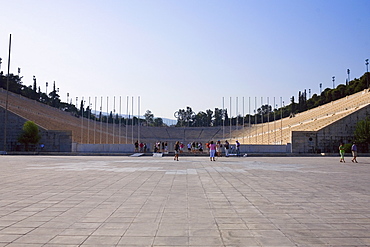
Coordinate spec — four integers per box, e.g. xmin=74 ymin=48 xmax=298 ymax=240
xmin=216 ymin=140 xmax=222 ymax=157
xmin=351 ymin=142 xmax=358 ymax=163
xmin=224 ymin=140 xmax=230 ymax=157
xmin=209 ymin=141 xmax=216 ymax=161
xmin=187 ymin=143 xmax=192 ymax=152
xmin=174 ymin=141 xmax=180 ymax=161
xmin=198 ymin=142 xmax=203 ymax=153
xmin=339 ymin=143 xmax=345 ymax=163
xmin=235 ymin=140 xmax=240 ymax=157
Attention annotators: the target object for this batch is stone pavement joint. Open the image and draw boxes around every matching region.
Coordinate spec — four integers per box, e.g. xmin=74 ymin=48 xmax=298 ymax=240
xmin=0 ymin=156 xmax=370 ymax=246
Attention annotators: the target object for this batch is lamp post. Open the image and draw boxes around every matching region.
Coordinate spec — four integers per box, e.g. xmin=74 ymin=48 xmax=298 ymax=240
xmin=332 ymin=76 xmax=335 ymax=89
xmin=347 ymin=69 xmax=350 ymax=85
xmin=366 ymin=59 xmax=369 ymax=88
xmin=0 ymin=57 xmax=2 ymax=71
xmin=46 ymin=82 xmax=48 ymax=95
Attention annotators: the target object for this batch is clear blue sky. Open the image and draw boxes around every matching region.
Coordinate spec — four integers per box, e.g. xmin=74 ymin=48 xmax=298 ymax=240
xmin=1 ymin=0 xmax=369 ymax=121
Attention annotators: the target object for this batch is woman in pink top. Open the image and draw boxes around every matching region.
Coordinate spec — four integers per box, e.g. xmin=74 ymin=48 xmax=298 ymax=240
xmin=209 ymin=141 xmax=216 ymax=161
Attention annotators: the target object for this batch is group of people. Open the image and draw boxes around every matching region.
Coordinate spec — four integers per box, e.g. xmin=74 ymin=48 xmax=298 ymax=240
xmin=175 ymin=139 xmax=241 ymax=161
xmin=134 ymin=141 xmax=148 ymax=153
xmin=153 ymin=141 xmax=168 ymax=153
xmin=339 ymin=142 xmax=358 ymax=163
xmin=187 ymin=142 xmax=204 ymax=153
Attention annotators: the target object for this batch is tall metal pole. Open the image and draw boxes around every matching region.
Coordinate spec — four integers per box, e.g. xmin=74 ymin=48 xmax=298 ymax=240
xmin=100 ymin=96 xmax=103 ymax=144
xmin=267 ymin=97 xmax=269 ymax=145
xmin=280 ymin=98 xmax=283 ymax=144
xmin=242 ymin=96 xmax=245 ymax=143
xmin=222 ymin=97 xmax=224 ymax=140
xmin=274 ymin=97 xmax=276 ymax=144
xmin=87 ymin=97 xmax=90 ymax=144
xmin=248 ymin=96 xmax=251 ymax=144
xmin=229 ymin=97 xmax=232 ymax=140
xmin=347 ymin=69 xmax=350 ymax=85
xmin=113 ymin=96 xmax=115 ymax=144
xmin=332 ymin=76 xmax=335 ymax=89
xmin=131 ymin=96 xmax=134 ymax=144
xmin=106 ymin=96 xmax=109 ymax=144
xmin=126 ymin=96 xmax=128 ymax=144
xmin=81 ymin=97 xmax=84 ymax=144
xmin=94 ymin=96 xmax=97 ymax=144
xmin=138 ymin=96 xmax=140 ymax=144
xmin=119 ymin=96 xmax=121 ymax=144
xmin=261 ymin=97 xmax=263 ymax=144
xmin=236 ymin=96 xmax=238 ymax=131
xmin=254 ymin=97 xmax=257 ymax=143
xmin=3 ymin=34 xmax=11 ymax=152
xmin=365 ymin=59 xmax=369 ymax=88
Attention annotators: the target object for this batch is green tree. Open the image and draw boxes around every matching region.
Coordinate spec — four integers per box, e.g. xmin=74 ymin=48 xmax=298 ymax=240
xmin=18 ymin=121 xmax=41 ymax=151
xmin=354 ymin=117 xmax=370 ymax=144
xmin=206 ymin=109 xmax=213 ymax=127
xmin=154 ymin=117 xmax=164 ymax=127
xmin=144 ymin=110 xmax=154 ymax=126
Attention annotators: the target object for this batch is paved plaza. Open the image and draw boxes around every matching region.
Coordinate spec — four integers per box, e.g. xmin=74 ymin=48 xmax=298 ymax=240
xmin=0 ymin=155 xmax=370 ymax=247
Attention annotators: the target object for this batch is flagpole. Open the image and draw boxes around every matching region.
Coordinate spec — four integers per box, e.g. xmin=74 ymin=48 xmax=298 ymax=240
xmin=126 ymin=96 xmax=128 ymax=144
xmin=119 ymin=96 xmax=121 ymax=144
xmin=106 ymin=96 xmax=109 ymax=143
xmin=87 ymin=96 xmax=90 ymax=144
xmin=100 ymin=96 xmax=103 ymax=144
xmin=81 ymin=97 xmax=84 ymax=144
xmin=229 ymin=97 xmax=232 ymax=140
xmin=113 ymin=96 xmax=115 ymax=144
xmin=4 ymin=34 xmax=12 ymax=152
xmin=138 ymin=96 xmax=140 ymax=144
xmin=222 ymin=97 xmax=224 ymax=140
xmin=242 ymin=96 xmax=245 ymax=143
xmin=267 ymin=96 xmax=269 ymax=144
xmin=94 ymin=96 xmax=97 ymax=144
xmin=131 ymin=96 xmax=134 ymax=144
xmin=3 ymin=34 xmax=11 ymax=152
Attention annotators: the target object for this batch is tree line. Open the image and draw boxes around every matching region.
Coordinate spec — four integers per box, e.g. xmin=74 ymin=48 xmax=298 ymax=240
xmin=173 ymin=73 xmax=369 ymax=127
xmin=0 ymin=72 xmax=164 ymax=126
xmin=1 ymin=70 xmax=368 ymax=128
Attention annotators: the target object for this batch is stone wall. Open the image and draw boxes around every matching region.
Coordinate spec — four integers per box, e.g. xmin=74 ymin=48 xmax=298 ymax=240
xmin=292 ymin=105 xmax=370 ymax=153
xmin=0 ymin=107 xmax=72 ymax=152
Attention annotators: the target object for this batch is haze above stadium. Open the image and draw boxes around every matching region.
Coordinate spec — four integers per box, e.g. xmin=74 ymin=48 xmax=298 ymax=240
xmin=1 ymin=0 xmax=369 ymax=121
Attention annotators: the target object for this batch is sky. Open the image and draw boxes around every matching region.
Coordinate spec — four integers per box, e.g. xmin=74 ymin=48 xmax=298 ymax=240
xmin=1 ymin=0 xmax=369 ymax=122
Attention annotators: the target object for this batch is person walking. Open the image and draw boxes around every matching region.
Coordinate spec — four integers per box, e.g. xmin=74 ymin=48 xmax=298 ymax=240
xmin=351 ymin=142 xmax=358 ymax=163
xmin=209 ymin=141 xmax=216 ymax=161
xmin=339 ymin=143 xmax=345 ymax=163
xmin=174 ymin=141 xmax=180 ymax=161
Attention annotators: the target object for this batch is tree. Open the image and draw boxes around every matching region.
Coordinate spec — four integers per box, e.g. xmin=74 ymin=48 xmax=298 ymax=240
xmin=154 ymin=117 xmax=164 ymax=127
xmin=206 ymin=109 xmax=213 ymax=126
xmin=175 ymin=106 xmax=194 ymax=127
xmin=18 ymin=121 xmax=41 ymax=151
xmin=194 ymin=111 xmax=207 ymax=127
xmin=144 ymin=110 xmax=154 ymax=126
xmin=213 ymin=108 xmax=224 ymax=127
xmin=354 ymin=117 xmax=370 ymax=144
